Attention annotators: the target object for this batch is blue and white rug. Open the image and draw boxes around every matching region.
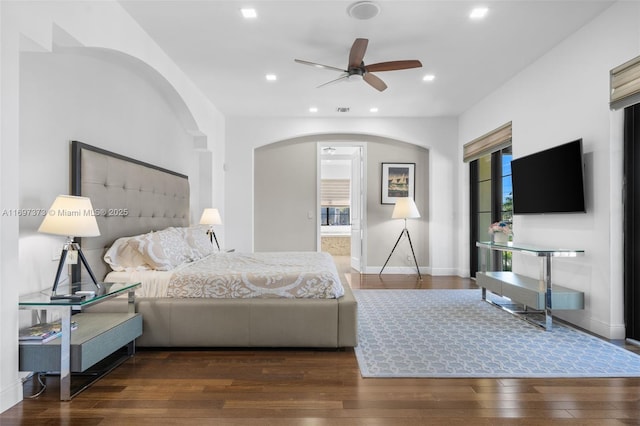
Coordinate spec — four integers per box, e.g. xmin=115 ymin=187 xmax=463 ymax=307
xmin=353 ymin=289 xmax=640 ymax=378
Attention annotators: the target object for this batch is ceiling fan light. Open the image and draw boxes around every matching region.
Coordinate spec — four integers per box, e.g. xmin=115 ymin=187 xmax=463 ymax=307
xmin=347 ymin=1 xmax=380 ymax=20
xmin=323 ymin=147 xmax=337 ymax=155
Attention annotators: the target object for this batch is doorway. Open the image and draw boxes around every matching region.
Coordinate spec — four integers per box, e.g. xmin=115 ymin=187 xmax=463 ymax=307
xmin=318 ymin=144 xmax=365 ymax=273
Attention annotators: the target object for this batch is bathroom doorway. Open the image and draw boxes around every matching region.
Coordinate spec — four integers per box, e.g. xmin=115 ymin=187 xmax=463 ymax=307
xmin=318 ymin=144 xmax=365 ymax=272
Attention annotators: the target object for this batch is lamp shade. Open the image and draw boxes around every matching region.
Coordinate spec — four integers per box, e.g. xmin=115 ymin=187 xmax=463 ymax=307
xmin=38 ymin=195 xmax=100 ymax=237
xmin=199 ymin=208 xmax=222 ymax=225
xmin=392 ymin=197 xmax=420 ymax=219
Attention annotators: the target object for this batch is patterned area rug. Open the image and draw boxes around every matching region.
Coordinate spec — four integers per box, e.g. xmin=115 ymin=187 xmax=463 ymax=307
xmin=353 ymin=289 xmax=640 ymax=378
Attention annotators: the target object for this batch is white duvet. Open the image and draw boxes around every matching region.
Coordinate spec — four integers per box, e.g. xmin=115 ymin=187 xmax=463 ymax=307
xmin=105 ymin=251 xmax=344 ymax=299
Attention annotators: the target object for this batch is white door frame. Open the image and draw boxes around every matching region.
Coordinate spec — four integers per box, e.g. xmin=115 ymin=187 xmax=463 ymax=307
xmin=317 ymin=142 xmax=367 ymax=272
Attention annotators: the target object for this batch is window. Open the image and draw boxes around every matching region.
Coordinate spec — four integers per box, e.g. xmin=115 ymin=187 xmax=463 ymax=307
xmin=499 ymin=148 xmax=513 ymax=271
xmin=321 ymin=206 xmax=350 ymax=226
xmin=501 ymin=150 xmax=513 ymax=224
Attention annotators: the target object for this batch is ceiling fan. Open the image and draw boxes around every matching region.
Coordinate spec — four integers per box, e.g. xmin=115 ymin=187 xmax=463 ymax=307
xmin=294 ymin=38 xmax=422 ymax=92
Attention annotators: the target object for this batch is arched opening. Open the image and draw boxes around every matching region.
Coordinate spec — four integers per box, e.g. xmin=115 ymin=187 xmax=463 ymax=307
xmin=254 ymin=133 xmax=429 ymax=278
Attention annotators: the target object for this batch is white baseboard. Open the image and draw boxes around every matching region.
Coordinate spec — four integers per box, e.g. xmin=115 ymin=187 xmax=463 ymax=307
xmin=429 ymin=267 xmax=460 ymax=276
xmin=365 ymin=266 xmax=430 ymax=275
xmin=364 ymin=266 xmax=465 ymax=276
xmin=0 ymin=378 xmax=23 ymax=414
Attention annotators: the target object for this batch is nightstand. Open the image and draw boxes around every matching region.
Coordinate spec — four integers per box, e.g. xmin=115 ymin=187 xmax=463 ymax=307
xmin=18 ymin=282 xmax=142 ymax=400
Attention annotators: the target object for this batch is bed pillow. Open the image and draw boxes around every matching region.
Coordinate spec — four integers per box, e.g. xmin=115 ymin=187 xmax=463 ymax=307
xmin=128 ymin=228 xmax=192 ymax=271
xmin=178 ymin=226 xmax=216 ymax=260
xmin=103 ymin=237 xmax=151 ymax=272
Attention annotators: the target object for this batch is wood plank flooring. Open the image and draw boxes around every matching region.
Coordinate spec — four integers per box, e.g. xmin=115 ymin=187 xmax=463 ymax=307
xmin=3 ymin=269 xmax=640 ymax=425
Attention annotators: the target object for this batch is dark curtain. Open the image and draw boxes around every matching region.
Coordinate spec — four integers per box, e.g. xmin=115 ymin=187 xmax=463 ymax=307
xmin=624 ymin=104 xmax=640 ymax=340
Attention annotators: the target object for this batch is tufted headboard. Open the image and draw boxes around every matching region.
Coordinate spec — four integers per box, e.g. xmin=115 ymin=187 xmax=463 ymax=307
xmin=71 ymin=141 xmax=189 ymax=282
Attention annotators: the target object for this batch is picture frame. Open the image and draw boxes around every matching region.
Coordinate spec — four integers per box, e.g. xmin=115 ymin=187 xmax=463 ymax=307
xmin=381 ymin=162 xmax=415 ymax=204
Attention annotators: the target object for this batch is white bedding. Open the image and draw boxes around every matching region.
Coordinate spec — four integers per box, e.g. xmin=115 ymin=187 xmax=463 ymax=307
xmin=105 ymin=251 xmax=344 ymax=299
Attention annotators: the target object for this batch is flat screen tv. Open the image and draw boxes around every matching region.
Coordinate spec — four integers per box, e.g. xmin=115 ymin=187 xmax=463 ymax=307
xmin=511 ymin=139 xmax=586 ymax=214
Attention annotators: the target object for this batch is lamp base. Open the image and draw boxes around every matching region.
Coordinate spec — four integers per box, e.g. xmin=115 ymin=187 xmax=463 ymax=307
xmin=51 ymin=241 xmax=100 ymax=299
xmin=379 ymin=225 xmax=422 ymax=279
xmin=206 ymin=228 xmax=221 ymax=251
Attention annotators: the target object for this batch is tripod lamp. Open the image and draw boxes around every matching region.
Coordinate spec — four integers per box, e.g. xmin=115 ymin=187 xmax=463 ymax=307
xmin=379 ymin=197 xmax=422 ymax=279
xmin=38 ymin=195 xmax=101 ymax=300
xmin=199 ymin=208 xmax=222 ymax=250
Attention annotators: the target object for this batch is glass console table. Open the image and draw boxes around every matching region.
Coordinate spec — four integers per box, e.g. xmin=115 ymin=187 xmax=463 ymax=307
xmin=19 ymin=282 xmax=141 ymax=400
xmin=476 ymin=241 xmax=584 ymax=330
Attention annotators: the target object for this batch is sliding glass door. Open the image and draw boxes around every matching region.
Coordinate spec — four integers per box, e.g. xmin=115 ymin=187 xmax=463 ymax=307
xmin=470 ymin=146 xmax=512 ymax=277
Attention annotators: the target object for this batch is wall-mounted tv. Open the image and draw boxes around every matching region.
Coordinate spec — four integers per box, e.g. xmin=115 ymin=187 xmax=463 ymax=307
xmin=511 ymin=139 xmax=586 ymax=215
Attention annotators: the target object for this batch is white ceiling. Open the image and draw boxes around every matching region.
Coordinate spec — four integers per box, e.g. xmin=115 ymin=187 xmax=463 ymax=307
xmin=119 ymin=0 xmax=614 ymax=118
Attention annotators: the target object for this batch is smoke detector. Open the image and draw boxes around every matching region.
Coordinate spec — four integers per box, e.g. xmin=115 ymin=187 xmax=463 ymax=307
xmin=347 ymin=1 xmax=380 ymax=20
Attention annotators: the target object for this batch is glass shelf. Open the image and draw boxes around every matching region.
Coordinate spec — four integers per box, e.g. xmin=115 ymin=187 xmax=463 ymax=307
xmin=19 ymin=282 xmax=140 ymax=307
xmin=476 ymin=241 xmax=585 ymax=257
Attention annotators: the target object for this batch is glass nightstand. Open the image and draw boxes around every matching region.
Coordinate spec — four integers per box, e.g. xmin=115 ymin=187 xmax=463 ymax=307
xmin=19 ymin=282 xmax=141 ymax=400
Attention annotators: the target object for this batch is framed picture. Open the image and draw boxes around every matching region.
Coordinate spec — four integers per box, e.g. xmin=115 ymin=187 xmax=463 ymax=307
xmin=381 ymin=163 xmax=415 ymax=204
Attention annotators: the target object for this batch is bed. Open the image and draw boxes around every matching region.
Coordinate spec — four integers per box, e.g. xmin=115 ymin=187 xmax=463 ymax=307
xmin=71 ymin=141 xmax=357 ymax=348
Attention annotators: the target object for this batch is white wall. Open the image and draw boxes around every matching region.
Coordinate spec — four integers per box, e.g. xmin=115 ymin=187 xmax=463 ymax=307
xmin=457 ymin=1 xmax=640 ymax=339
xmin=1 ymin=0 xmax=224 ymax=412
xmin=225 ymin=117 xmax=459 ymax=274
xmin=18 ymin=51 xmax=195 ymax=293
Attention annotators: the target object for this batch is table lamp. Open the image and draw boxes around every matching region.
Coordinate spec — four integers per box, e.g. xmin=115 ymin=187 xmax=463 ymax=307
xmin=379 ymin=197 xmax=422 ymax=279
xmin=199 ymin=208 xmax=222 ymax=250
xmin=38 ymin=195 xmax=101 ymax=299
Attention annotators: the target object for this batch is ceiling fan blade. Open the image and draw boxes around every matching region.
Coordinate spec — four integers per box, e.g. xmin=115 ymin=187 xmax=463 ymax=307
xmin=348 ymin=38 xmax=369 ymax=68
xmin=294 ymin=59 xmax=346 ymax=73
xmin=363 ymin=72 xmax=387 ymax=92
xmin=317 ymin=73 xmax=349 ymax=88
xmin=365 ymin=60 xmax=423 ymax=72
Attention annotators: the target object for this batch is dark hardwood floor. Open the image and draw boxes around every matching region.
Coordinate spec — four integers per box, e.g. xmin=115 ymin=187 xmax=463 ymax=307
xmin=3 ymin=261 xmax=640 ymax=425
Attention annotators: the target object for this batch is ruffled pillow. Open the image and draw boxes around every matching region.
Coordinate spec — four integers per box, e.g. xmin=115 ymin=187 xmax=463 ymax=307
xmin=103 ymin=237 xmax=151 ymax=272
xmin=128 ymin=228 xmax=191 ymax=271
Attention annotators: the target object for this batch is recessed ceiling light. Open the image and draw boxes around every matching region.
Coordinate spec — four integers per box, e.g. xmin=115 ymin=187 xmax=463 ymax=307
xmin=423 ymin=74 xmax=435 ymax=82
xmin=370 ymin=107 xmax=379 ymax=113
xmin=309 ymin=107 xmax=318 ymax=113
xmin=241 ymin=8 xmax=257 ymax=19
xmin=470 ymin=7 xmax=488 ymax=20
xmin=265 ymin=74 xmax=277 ymax=81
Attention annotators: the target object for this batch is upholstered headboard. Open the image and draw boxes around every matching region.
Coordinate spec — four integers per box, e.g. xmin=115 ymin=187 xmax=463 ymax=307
xmin=71 ymin=141 xmax=189 ymax=281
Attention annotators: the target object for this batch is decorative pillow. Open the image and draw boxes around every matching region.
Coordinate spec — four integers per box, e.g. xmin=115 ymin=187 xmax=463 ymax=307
xmin=128 ymin=228 xmax=192 ymax=271
xmin=103 ymin=237 xmax=151 ymax=272
xmin=179 ymin=226 xmax=215 ymax=260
